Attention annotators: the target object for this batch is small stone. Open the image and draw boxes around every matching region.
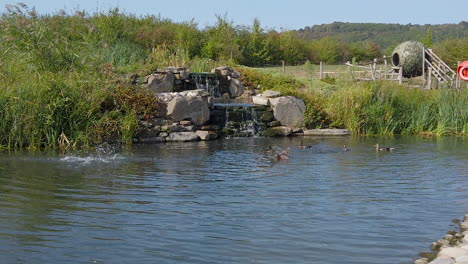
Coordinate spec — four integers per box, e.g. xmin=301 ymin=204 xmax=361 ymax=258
xmin=262 ymin=126 xmax=292 ymax=137
xmin=268 ymin=121 xmax=281 ymax=127
xmin=253 ymin=95 xmax=269 ymax=106
xmin=438 ymin=247 xmax=468 ymax=258
xmin=159 ymin=132 xmax=169 ymax=138
xmin=196 ymin=130 xmax=218 ymax=141
xmin=166 ymin=132 xmax=199 ymax=142
xmin=461 ymin=222 xmax=468 ymax=232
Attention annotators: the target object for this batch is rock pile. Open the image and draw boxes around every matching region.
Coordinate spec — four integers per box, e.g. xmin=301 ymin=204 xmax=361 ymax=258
xmin=414 ymin=214 xmax=468 ymax=264
xmin=211 ymin=66 xmax=244 ymax=98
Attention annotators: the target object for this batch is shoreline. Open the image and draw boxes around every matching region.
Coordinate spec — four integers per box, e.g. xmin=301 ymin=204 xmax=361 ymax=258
xmin=415 ymin=214 xmax=468 ymax=264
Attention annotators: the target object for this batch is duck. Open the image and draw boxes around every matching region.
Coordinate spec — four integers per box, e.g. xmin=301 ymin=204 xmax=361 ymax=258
xmin=268 ymin=146 xmax=289 ymax=160
xmin=298 ymin=140 xmax=313 ymax=150
xmin=341 ymin=144 xmax=350 ymax=152
xmin=374 ymin=144 xmax=395 ymax=151
xmin=274 ymin=151 xmax=289 ymax=160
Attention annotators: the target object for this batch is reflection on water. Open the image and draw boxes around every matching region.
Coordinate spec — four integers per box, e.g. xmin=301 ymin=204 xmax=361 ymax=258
xmin=0 ymin=136 xmax=467 ymax=264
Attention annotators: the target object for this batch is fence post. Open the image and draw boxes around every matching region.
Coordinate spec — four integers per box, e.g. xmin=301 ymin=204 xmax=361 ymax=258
xmin=422 ymin=47 xmax=426 ymax=82
xmin=282 ymin=60 xmax=285 ymax=74
xmin=427 ymin=67 xmax=432 ymax=89
xmin=398 ymin=67 xmax=403 ymax=85
xmin=319 ymin=62 xmax=323 ymax=79
xmin=370 ymin=63 xmax=375 ymax=81
xmin=384 ymin=56 xmax=388 ymax=80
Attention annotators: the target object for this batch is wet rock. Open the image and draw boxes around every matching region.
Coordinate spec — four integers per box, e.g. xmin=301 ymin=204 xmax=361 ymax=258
xmin=138 ymin=137 xmax=166 ymax=143
xmin=268 ymin=121 xmax=281 ymax=127
xmin=146 ymin=72 xmax=175 ymax=93
xmin=262 ymin=126 xmax=292 ymax=137
xmin=166 ymin=132 xmax=199 ymax=142
xmin=258 ymin=111 xmax=274 ymax=122
xmin=196 ymin=130 xmax=218 ymax=141
xmin=269 ymin=96 xmax=306 ymax=128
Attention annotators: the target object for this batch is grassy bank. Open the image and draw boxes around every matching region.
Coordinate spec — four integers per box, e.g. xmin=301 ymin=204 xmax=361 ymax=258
xmin=238 ymin=67 xmax=467 ymax=136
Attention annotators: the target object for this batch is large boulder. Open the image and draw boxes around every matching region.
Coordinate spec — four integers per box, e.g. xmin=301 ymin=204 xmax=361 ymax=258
xmin=146 ymin=72 xmax=175 ymax=93
xmin=269 ymin=96 xmax=306 ymax=128
xmin=157 ymin=89 xmax=211 ymax=126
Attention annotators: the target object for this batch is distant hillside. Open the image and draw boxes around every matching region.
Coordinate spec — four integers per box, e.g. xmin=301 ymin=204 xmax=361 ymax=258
xmin=295 ymin=21 xmax=468 ymax=50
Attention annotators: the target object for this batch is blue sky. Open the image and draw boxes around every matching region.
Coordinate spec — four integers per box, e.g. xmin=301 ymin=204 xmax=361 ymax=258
xmin=0 ymin=0 xmax=466 ymax=30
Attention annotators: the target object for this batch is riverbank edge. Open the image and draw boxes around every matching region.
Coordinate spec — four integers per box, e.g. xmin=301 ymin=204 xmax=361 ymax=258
xmin=414 ymin=214 xmax=468 ymax=264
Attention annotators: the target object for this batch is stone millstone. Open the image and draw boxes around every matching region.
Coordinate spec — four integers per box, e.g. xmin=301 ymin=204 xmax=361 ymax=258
xmin=392 ymin=41 xmax=425 ymax=77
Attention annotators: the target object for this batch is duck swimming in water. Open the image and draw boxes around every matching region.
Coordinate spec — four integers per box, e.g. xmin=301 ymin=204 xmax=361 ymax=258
xmin=298 ymin=140 xmax=313 ymax=149
xmin=341 ymin=144 xmax=350 ymax=152
xmin=268 ymin=146 xmax=289 ymax=160
xmin=374 ymin=144 xmax=395 ymax=151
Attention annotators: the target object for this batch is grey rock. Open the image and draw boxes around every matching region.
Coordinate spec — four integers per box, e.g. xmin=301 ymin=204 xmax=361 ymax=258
xmin=269 ymin=96 xmax=306 ymax=128
xmin=196 ymin=130 xmax=218 ymax=141
xmin=166 ymin=132 xmax=199 ymax=142
xmin=414 ymin=258 xmax=429 ymax=264
xmin=253 ymin=95 xmax=269 ymax=106
xmin=146 ymin=72 xmax=175 ymax=93
xmin=429 ymin=257 xmax=455 ymax=264
xmin=263 ymin=90 xmax=281 ymax=98
xmin=262 ymin=126 xmax=292 ymax=137
xmin=461 ymin=222 xmax=468 ymax=232
xmin=438 ymin=248 xmax=468 ymax=258
xmin=139 ymin=137 xmax=166 ymax=143
xmin=229 ymin=78 xmax=245 ymax=98
xmin=231 ymin=71 xmax=241 ymax=79
xmin=163 ymin=91 xmax=211 ymax=126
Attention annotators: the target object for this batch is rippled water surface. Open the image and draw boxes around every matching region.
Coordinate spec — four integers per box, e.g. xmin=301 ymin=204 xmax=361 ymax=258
xmin=1 ymin=136 xmax=467 ymax=264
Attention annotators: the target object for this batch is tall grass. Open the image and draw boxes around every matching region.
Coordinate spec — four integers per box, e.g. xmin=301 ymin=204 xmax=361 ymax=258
xmin=239 ymin=68 xmax=467 ymax=136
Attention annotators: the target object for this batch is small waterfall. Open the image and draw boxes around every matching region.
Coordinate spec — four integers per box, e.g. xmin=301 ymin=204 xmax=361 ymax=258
xmin=212 ymin=104 xmax=267 ymax=137
xmin=190 ymin=73 xmax=220 ymax=98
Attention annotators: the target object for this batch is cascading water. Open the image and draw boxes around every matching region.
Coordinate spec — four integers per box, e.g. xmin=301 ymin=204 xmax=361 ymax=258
xmin=211 ymin=104 xmax=268 ymax=137
xmin=190 ymin=73 xmax=221 ymax=98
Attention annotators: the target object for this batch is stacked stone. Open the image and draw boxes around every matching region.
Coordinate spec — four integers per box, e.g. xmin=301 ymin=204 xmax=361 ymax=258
xmin=133 ymin=89 xmax=218 ymax=143
xmin=415 ymin=215 xmax=468 ymax=264
xmin=211 ymin=66 xmax=244 ymax=99
xmin=253 ymin=90 xmax=306 ymax=136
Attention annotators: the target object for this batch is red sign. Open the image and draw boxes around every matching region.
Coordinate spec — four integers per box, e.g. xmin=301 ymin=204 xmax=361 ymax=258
xmin=458 ymin=61 xmax=468 ymax=81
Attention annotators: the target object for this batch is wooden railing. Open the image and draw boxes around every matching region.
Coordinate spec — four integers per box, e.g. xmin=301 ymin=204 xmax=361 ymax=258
xmin=423 ymin=48 xmax=460 ymax=89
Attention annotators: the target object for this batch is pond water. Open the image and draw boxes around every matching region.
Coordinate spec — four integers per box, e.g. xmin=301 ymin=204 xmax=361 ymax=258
xmin=0 ymin=136 xmax=467 ymax=264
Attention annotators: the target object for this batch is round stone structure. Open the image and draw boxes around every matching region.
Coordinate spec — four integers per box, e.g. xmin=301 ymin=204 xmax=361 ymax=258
xmin=392 ymin=41 xmax=425 ymax=77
